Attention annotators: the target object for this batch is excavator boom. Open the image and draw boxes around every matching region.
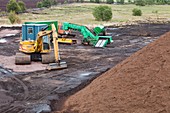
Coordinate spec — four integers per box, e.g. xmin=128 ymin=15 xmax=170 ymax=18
xmin=46 ymin=24 xmax=67 ymax=70
xmin=62 ymin=22 xmax=113 ymax=47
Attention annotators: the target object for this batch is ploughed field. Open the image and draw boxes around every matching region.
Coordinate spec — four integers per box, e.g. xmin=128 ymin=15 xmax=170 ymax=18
xmin=0 ymin=23 xmax=170 ymax=113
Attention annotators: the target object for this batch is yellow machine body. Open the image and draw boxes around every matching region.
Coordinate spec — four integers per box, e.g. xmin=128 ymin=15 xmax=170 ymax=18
xmin=58 ymin=37 xmax=77 ymax=44
xmin=19 ymin=30 xmax=52 ymax=54
xmin=15 ymin=24 xmax=67 ymax=70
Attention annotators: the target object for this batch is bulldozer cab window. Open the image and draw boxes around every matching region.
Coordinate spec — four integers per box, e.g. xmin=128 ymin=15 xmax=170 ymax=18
xmin=28 ymin=28 xmax=33 ymax=34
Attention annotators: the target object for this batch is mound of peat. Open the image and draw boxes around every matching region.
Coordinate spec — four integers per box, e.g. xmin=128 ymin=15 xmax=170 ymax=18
xmin=56 ymin=32 xmax=170 ymax=113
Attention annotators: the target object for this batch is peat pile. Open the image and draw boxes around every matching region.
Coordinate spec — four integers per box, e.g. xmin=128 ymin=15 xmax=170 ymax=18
xmin=56 ymin=31 xmax=170 ymax=113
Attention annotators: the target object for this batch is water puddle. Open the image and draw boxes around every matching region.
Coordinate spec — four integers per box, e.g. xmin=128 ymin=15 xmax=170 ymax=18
xmin=5 ymin=34 xmax=16 ymax=37
xmin=80 ymin=72 xmax=92 ymax=77
xmin=106 ymin=28 xmax=119 ymax=30
xmin=115 ymin=34 xmax=121 ymax=36
xmin=31 ymin=104 xmax=51 ymax=113
xmin=130 ymin=39 xmax=141 ymax=43
xmin=0 ymin=39 xmax=7 ymax=43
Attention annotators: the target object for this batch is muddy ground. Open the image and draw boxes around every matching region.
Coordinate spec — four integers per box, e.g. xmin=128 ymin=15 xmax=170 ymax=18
xmin=0 ymin=23 xmax=170 ymax=113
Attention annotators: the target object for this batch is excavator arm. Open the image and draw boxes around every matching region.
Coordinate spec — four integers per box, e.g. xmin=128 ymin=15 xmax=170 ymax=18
xmin=51 ymin=24 xmax=60 ymax=62
xmin=46 ymin=24 xmax=67 ymax=70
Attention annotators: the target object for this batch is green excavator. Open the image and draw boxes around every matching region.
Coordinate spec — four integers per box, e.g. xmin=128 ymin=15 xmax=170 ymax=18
xmin=62 ymin=22 xmax=113 ymax=47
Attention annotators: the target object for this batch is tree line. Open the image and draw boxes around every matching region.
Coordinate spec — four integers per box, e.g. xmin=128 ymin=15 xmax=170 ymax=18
xmin=6 ymin=0 xmax=170 ymax=12
xmin=88 ymin=0 xmax=170 ymax=5
xmin=4 ymin=0 xmax=170 ymax=24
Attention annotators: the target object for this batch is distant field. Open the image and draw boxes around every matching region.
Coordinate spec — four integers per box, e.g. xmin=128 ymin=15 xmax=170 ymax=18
xmin=0 ymin=3 xmax=170 ymax=25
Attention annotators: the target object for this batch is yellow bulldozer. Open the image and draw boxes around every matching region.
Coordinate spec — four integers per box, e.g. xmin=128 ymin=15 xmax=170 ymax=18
xmin=15 ymin=23 xmax=67 ymax=70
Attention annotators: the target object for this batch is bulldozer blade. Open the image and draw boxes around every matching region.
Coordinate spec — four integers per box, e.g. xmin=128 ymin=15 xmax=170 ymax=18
xmin=46 ymin=61 xmax=67 ymax=70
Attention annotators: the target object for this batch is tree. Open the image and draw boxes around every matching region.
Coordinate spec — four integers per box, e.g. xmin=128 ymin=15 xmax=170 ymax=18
xmin=42 ymin=0 xmax=52 ymax=7
xmin=18 ymin=1 xmax=26 ymax=12
xmin=37 ymin=1 xmax=43 ymax=8
xmin=6 ymin=0 xmax=21 ymax=13
xmin=135 ymin=0 xmax=146 ymax=6
xmin=37 ymin=0 xmax=53 ymax=8
xmin=167 ymin=0 xmax=170 ymax=4
xmin=95 ymin=0 xmax=100 ymax=3
xmin=120 ymin=0 xmax=125 ymax=4
xmin=156 ymin=0 xmax=166 ymax=4
xmin=8 ymin=11 xmax=21 ymax=24
xmin=145 ymin=0 xmax=155 ymax=5
xmin=117 ymin=0 xmax=125 ymax=4
xmin=93 ymin=5 xmax=112 ymax=21
xmin=132 ymin=8 xmax=142 ymax=16
xmin=51 ymin=0 xmax=57 ymax=5
xmin=80 ymin=0 xmax=84 ymax=3
xmin=128 ymin=0 xmax=132 ymax=3
xmin=134 ymin=0 xmax=170 ymax=5
xmin=107 ymin=0 xmax=114 ymax=4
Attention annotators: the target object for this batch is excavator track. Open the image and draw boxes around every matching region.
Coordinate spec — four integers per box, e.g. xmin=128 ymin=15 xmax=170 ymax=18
xmin=15 ymin=52 xmax=31 ymax=65
xmin=41 ymin=53 xmax=55 ymax=64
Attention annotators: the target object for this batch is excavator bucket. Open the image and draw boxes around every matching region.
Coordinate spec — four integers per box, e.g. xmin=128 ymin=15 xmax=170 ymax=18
xmin=95 ymin=36 xmax=113 ymax=47
xmin=46 ymin=61 xmax=67 ymax=70
xmin=95 ymin=39 xmax=108 ymax=47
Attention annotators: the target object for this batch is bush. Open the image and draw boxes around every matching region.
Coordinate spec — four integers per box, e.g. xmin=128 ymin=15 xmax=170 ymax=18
xmin=117 ymin=0 xmax=125 ymax=4
xmin=0 ymin=11 xmax=7 ymax=16
xmin=132 ymin=8 xmax=142 ymax=16
xmin=128 ymin=0 xmax=132 ymax=4
xmin=51 ymin=0 xmax=57 ymax=5
xmin=135 ymin=0 xmax=146 ymax=6
xmin=8 ymin=11 xmax=21 ymax=24
xmin=37 ymin=1 xmax=43 ymax=8
xmin=18 ymin=1 xmax=26 ymax=12
xmin=42 ymin=0 xmax=51 ymax=7
xmin=6 ymin=0 xmax=21 ymax=13
xmin=145 ymin=0 xmax=155 ymax=5
xmin=90 ymin=0 xmax=94 ymax=2
xmin=93 ymin=5 xmax=112 ymax=21
xmin=106 ymin=0 xmax=114 ymax=4
xmin=95 ymin=0 xmax=100 ymax=3
xmin=37 ymin=0 xmax=52 ymax=8
xmin=156 ymin=0 xmax=166 ymax=5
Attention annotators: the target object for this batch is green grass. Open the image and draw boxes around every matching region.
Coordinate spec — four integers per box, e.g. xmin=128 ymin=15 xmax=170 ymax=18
xmin=1 ymin=3 xmax=170 ymax=25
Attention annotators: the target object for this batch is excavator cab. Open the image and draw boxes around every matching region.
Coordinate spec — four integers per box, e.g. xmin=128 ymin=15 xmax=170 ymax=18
xmin=43 ymin=35 xmax=50 ymax=50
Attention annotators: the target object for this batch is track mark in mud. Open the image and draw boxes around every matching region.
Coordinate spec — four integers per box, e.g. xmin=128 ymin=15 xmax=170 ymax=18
xmin=10 ymin=76 xmax=29 ymax=100
xmin=0 ymin=68 xmax=29 ymax=113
